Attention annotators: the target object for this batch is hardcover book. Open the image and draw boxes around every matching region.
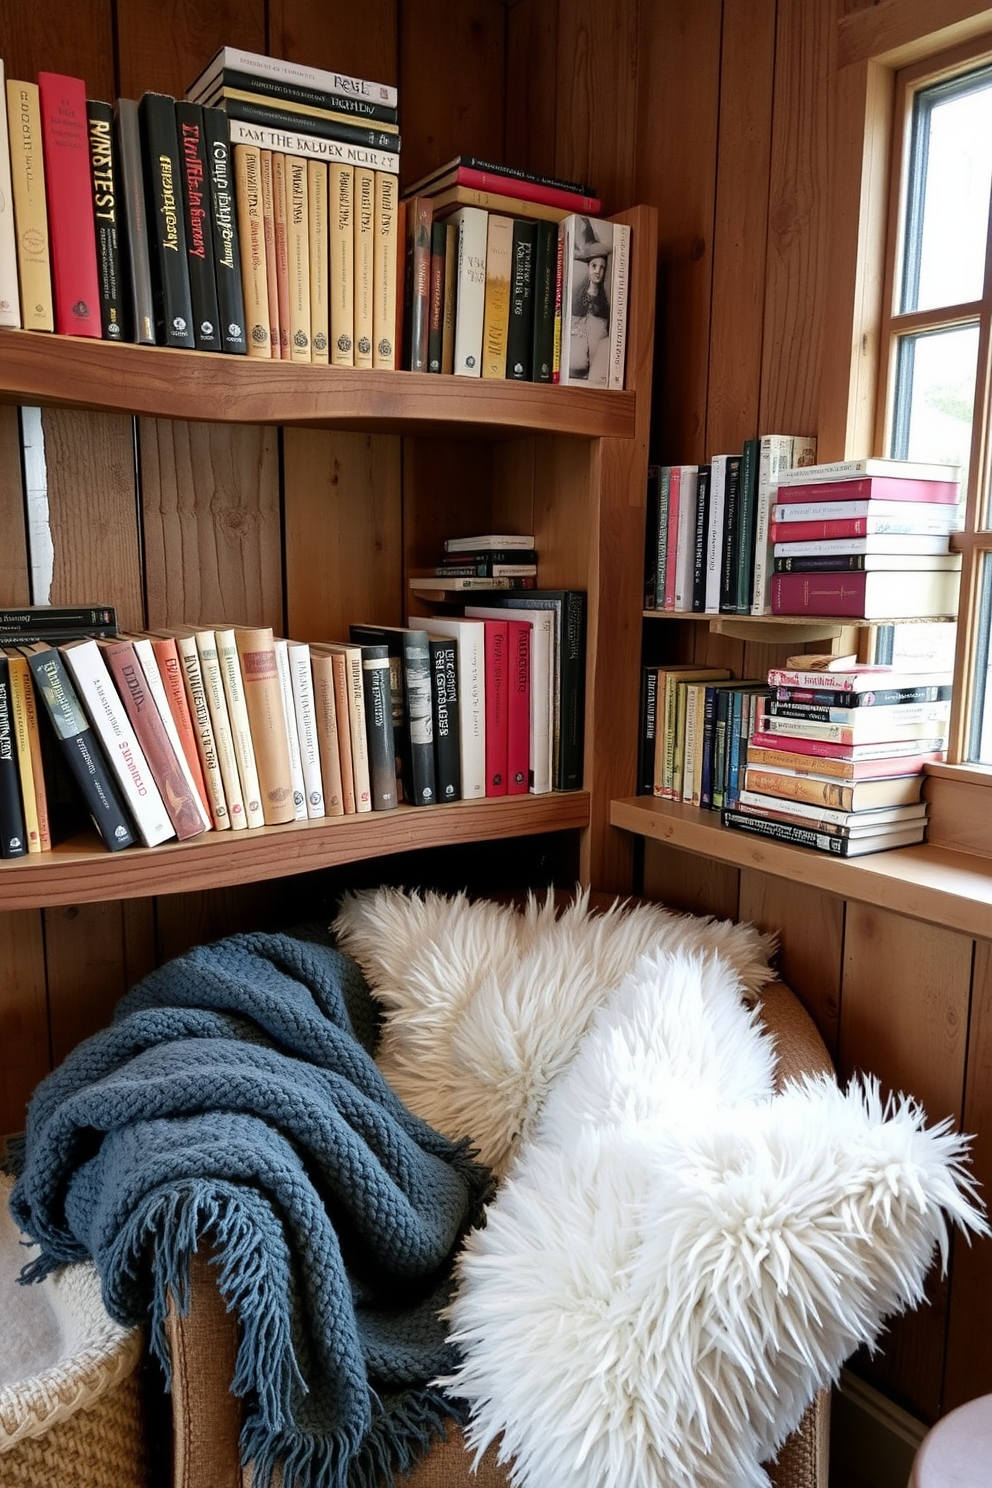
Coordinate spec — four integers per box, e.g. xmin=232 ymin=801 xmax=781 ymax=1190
xmin=505 ymin=618 xmax=531 ymax=794
xmin=271 ymin=150 xmax=291 ymax=355
xmin=559 ymin=214 xmax=615 ymax=388
xmin=330 ymin=162 xmax=355 ymax=365
xmin=233 ymin=143 xmax=270 ymax=355
xmin=115 ymin=99 xmax=156 ymax=344
xmin=227 ymin=117 xmax=399 ymax=173
xmin=447 ymin=205 xmax=487 ymax=376
xmin=349 ymin=623 xmax=437 ymax=806
xmin=404 ymin=156 xmax=599 ymax=212
xmin=770 ymin=567 xmax=961 ymax=620
xmin=272 ymin=637 xmax=308 ymax=819
xmin=187 ymin=46 xmax=398 ymax=112
xmin=175 ymin=101 xmax=222 ymax=350
xmin=0 ymin=62 xmax=20 ymax=327
xmin=428 ymin=634 xmax=461 ymax=802
xmin=427 ymin=217 xmax=447 ymax=373
xmin=481 ymin=618 xmax=509 ymax=795
xmin=6 ymin=649 xmax=50 ymax=851
xmin=38 ymin=72 xmax=101 ymax=337
xmin=287 ymin=155 xmax=311 ymax=360
xmin=202 ymin=104 xmax=247 ymax=353
xmin=308 ymin=158 xmax=330 ymax=361
xmin=531 ymin=219 xmax=558 ymax=383
xmin=418 ymin=617 xmax=486 ymax=798
xmin=287 ymin=639 xmax=325 ymax=816
xmin=307 ymin=647 xmax=345 ymax=815
xmin=506 ymin=218 xmax=537 ymax=381
xmin=192 ymin=628 xmax=247 ymax=828
xmin=404 ymin=194 xmax=432 ymax=372
xmin=608 ymin=220 xmax=630 ymax=389
xmin=214 ymin=626 xmax=266 ymax=827
xmin=0 ymin=658 xmax=27 ymax=857
xmin=139 ymin=91 xmax=196 ymax=348
xmin=775 ymin=462 xmax=960 ymax=494
xmin=128 ymin=635 xmax=213 ymax=834
xmin=481 ymin=214 xmax=513 ymax=380
xmin=317 ymin=644 xmax=372 ymax=813
xmin=194 ymin=69 xmax=398 ymax=126
xmin=372 ymin=172 xmax=398 ymax=369
xmin=738 ymin=768 xmax=924 ymax=813
xmin=467 ymin=605 xmax=552 ymax=795
xmin=354 ymin=164 xmax=376 ymax=367
xmin=750 ymin=433 xmax=817 ymax=616
xmin=431 ymin=183 xmax=571 ymax=225
xmin=233 ymin=625 xmax=296 ymax=823
xmin=6 ymin=78 xmax=54 ymax=331
xmin=357 ymin=643 xmax=398 ymax=810
xmin=259 ymin=149 xmax=281 ymax=354
xmin=170 ymin=630 xmax=230 ymax=828
xmin=148 ymin=633 xmax=212 ymax=820
xmin=85 ymin=100 xmax=126 ymax=341
xmin=210 ymin=94 xmax=398 ymax=153
xmin=721 ymin=809 xmax=925 ymax=856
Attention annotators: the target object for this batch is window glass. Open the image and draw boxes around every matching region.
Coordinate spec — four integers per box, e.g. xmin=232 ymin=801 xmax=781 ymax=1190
xmin=890 ymin=323 xmax=978 ymax=512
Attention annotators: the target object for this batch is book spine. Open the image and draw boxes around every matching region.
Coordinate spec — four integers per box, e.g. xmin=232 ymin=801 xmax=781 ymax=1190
xmin=174 ymin=101 xmax=222 ymax=350
xmin=506 ymin=219 xmax=537 ymax=381
xmin=399 ymin=629 xmax=436 ymax=806
xmin=654 ymin=466 xmax=671 ymax=609
xmin=770 ymin=571 xmax=870 ymax=618
xmin=429 ymin=637 xmax=461 ymax=802
xmin=233 ymin=626 xmax=296 ymax=823
xmin=6 ymin=80 xmax=54 ymax=330
xmin=287 ymin=155 xmax=311 ymax=360
xmin=198 ymin=69 xmax=399 ymax=125
xmin=219 ymin=96 xmax=398 ymax=152
xmin=38 ymin=72 xmax=101 ymax=337
xmin=404 ymin=194 xmax=432 ymax=371
xmin=214 ymin=628 xmax=265 ymax=826
xmin=481 ymin=214 xmax=513 ymax=380
xmin=150 ymin=635 xmax=212 ymax=819
xmin=194 ymin=630 xmax=247 ymax=828
xmin=440 ymin=220 xmax=457 ymax=374
xmin=307 ymin=159 xmax=330 ymax=361
xmin=506 ymin=619 xmax=530 ymax=794
xmin=233 ymin=143 xmax=270 ymax=355
xmin=739 ymin=770 xmax=858 ymax=811
xmin=719 ymin=455 xmax=742 ymax=612
xmin=451 ymin=206 xmax=487 ymax=376
xmin=448 ymin=164 xmax=599 ymax=213
xmin=259 ymin=149 xmax=281 ymax=354
xmin=190 ymin=49 xmax=399 ymax=112
xmin=372 ymin=172 xmax=398 ymax=369
xmin=330 ymin=162 xmax=355 ymax=365
xmin=342 ymin=648 xmax=372 ymax=812
xmin=354 ymin=165 xmax=375 ymax=367
xmin=690 ymin=466 xmax=711 ymax=613
xmin=139 ymin=92 xmax=196 ymax=347
xmin=327 ymin=650 xmax=355 ymax=812
xmin=360 ymin=645 xmax=398 ymax=810
xmin=0 ymin=62 xmax=21 ymax=327
xmin=86 ymin=100 xmax=126 ymax=341
xmin=130 ymin=638 xmax=212 ymax=834
xmin=662 ymin=466 xmax=681 ymax=610
xmin=202 ymin=105 xmax=247 ymax=353
xmin=483 ymin=620 xmax=509 ymax=795
xmin=776 ymin=474 xmax=959 ymax=504
xmin=7 ymin=653 xmax=50 ymax=850
xmin=173 ymin=633 xmax=230 ymax=828
xmin=638 ymin=667 xmax=658 ymax=795
xmin=673 ymin=467 xmax=697 ymax=612
xmin=751 ymin=433 xmax=801 ymax=615
xmin=115 ymin=99 xmax=155 ymax=343
xmin=774 ymin=683 xmax=950 ymax=708
xmin=608 ymin=221 xmax=630 ymax=389
xmin=26 ymin=649 xmax=136 ymax=851
xmin=427 ymin=217 xmax=446 ymax=373
xmin=735 ymin=436 xmax=760 ymax=612
xmin=272 ymin=151 xmax=292 ymax=355
xmin=531 ymin=218 xmax=557 ymax=383
xmin=309 ymin=649 xmax=344 ymax=815
xmin=0 ymin=659 xmax=28 ymax=857
xmin=767 ymin=697 xmax=950 ymax=726
xmin=226 ymin=117 xmax=399 ymax=173
xmin=272 ymin=638 xmax=308 ymax=820
xmin=722 ymin=808 xmax=847 ymax=854
xmin=703 ymin=456 xmax=726 ymax=613
xmin=551 ymin=219 xmax=564 ymax=381
xmin=554 ymin=594 xmax=586 ymax=790
xmin=426 ymin=621 xmax=486 ymax=797
xmin=287 ymin=640 xmax=325 ymax=816
xmin=712 ymin=688 xmax=732 ymax=810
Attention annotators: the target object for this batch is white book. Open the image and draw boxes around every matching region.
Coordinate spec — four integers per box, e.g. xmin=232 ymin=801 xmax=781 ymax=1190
xmin=608 ymin=221 xmax=630 ymax=390
xmin=466 ymin=604 xmax=553 ymax=795
xmin=448 ymin=206 xmax=488 ymax=377
xmin=0 ymin=60 xmax=21 ymax=328
xmin=193 ymin=630 xmax=247 ymax=830
xmin=751 ymin=433 xmax=806 ymax=616
xmin=772 ymin=499 xmax=958 ymax=528
xmin=130 ymin=638 xmax=212 ymax=833
xmin=214 ymin=627 xmax=265 ymax=828
xmin=287 ymin=639 xmax=324 ymax=818
xmin=773 ymin=534 xmax=952 ymax=556
xmin=274 ymin=637 xmax=308 ymax=821
xmin=737 ymin=788 xmax=928 ymax=831
xmin=776 ymin=457 xmax=959 ymax=487
xmin=673 ymin=465 xmax=698 ymax=612
xmin=704 ymin=455 xmax=728 ymax=614
xmin=417 ymin=616 xmax=486 ymax=797
xmin=559 ymin=214 xmax=615 ymax=388
xmin=59 ymin=638 xmax=174 ymax=847
xmin=226 ymin=118 xmax=398 ymax=173
xmin=187 ymin=45 xmax=398 ymax=110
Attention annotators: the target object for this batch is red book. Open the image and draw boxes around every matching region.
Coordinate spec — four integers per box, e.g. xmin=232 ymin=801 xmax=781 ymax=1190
xmin=506 ymin=619 xmax=530 ymax=795
xmin=774 ymin=474 xmax=960 ymax=506
xmin=483 ymin=618 xmax=508 ymax=796
xmin=38 ymin=72 xmax=101 ymax=338
xmin=662 ymin=466 xmax=682 ymax=610
xmin=150 ymin=634 xmax=213 ymax=820
xmin=770 ymin=567 xmax=959 ymax=619
xmin=749 ymin=730 xmax=947 ymax=762
xmin=770 ymin=516 xmax=954 ymax=542
xmin=746 ymin=743 xmax=946 ymax=779
xmin=451 ymin=165 xmax=600 ymax=215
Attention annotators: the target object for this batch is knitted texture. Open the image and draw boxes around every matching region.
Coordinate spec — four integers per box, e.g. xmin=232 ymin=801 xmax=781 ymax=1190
xmin=8 ymin=932 xmax=491 ymax=1488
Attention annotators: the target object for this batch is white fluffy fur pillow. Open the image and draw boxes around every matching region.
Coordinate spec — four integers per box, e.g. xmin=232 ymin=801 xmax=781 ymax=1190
xmin=332 ymin=886 xmax=777 ymax=1177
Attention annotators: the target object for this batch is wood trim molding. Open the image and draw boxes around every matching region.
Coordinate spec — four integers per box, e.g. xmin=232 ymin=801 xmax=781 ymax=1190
xmin=839 ymin=0 xmax=992 ymax=69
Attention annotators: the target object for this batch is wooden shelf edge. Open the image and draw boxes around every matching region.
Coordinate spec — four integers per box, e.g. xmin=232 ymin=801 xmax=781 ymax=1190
xmin=0 ymin=793 xmax=590 ymax=911
xmin=611 ymin=794 xmax=992 ymax=939
xmin=0 ymin=329 xmax=635 ymax=440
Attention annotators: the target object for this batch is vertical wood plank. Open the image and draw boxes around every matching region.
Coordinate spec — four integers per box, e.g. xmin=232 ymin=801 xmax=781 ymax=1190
xmin=399 ymin=0 xmax=505 ymax=186
xmin=642 ymin=841 xmax=741 ymax=923
xmin=553 ymin=0 xmax=639 ymax=213
xmin=116 ymin=0 xmax=264 ymax=99
xmin=0 ymin=912 xmax=49 ymax=1136
xmin=0 ymin=409 xmax=30 ymax=606
xmin=504 ymin=0 xmax=559 ymax=177
xmin=44 ymin=903 xmax=131 ymax=1065
xmin=269 ymin=0 xmax=398 ymax=84
xmin=737 ymin=872 xmax=843 ymax=1058
xmin=0 ymin=0 xmax=114 ymax=99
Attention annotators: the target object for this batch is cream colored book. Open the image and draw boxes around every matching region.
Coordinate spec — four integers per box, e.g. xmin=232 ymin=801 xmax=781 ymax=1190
xmin=171 ymin=631 xmax=229 ymax=828
xmin=0 ymin=62 xmax=21 ymax=327
xmin=214 ymin=626 xmax=265 ymax=828
xmin=372 ymin=171 xmax=397 ymax=369
xmin=481 ymin=213 xmax=513 ymax=379
xmin=192 ymin=628 xmax=247 ymax=829
xmin=5 ymin=78 xmax=52 ymax=331
xmin=271 ymin=151 xmax=291 ymax=357
xmin=233 ymin=143 xmax=270 ymax=357
xmin=354 ymin=165 xmax=375 ymax=369
xmin=287 ymin=156 xmax=311 ymax=361
xmin=273 ymin=637 xmax=308 ymax=821
xmin=233 ymin=624 xmax=295 ymax=824
xmin=307 ymin=647 xmax=345 ymax=816
xmin=307 ymin=159 xmax=329 ymax=363
xmin=288 ymin=638 xmax=325 ymax=817
xmin=259 ymin=148 xmax=281 ymax=356
xmin=330 ymin=162 xmax=355 ymax=366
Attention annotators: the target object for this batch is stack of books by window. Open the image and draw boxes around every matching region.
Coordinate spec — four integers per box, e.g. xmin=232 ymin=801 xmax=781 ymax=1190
xmin=719 ymin=655 xmax=952 ymax=857
xmin=768 ymin=457 xmax=963 ymax=619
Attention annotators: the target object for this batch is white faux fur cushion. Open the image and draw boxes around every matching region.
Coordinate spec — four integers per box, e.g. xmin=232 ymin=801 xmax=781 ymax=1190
xmin=332 ymin=886 xmax=777 ymax=1177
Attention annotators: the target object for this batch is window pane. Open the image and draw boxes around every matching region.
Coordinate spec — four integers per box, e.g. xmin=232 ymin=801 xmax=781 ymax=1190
xmin=970 ymin=555 xmax=992 ymax=765
xmin=902 ymin=69 xmax=992 ymax=314
xmin=891 ymin=324 xmax=977 ymax=506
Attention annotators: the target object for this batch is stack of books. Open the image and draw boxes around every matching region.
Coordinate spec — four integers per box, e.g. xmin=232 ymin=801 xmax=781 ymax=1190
xmin=719 ymin=654 xmax=952 ymax=857
xmin=409 ymin=532 xmax=538 ymax=596
xmin=769 ymin=457 xmax=963 ymax=618
xmin=400 ymin=157 xmax=630 ymax=387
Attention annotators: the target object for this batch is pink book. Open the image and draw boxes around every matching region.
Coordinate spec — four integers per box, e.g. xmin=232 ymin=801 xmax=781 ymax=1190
xmin=38 ymin=72 xmax=101 ymax=337
xmin=749 ymin=729 xmax=947 ymax=761
xmin=770 ymin=515 xmax=952 ymax=542
xmin=483 ymin=618 xmax=509 ymax=796
xmin=453 ymin=165 xmax=601 ymax=215
xmin=506 ymin=619 xmax=530 ymax=795
xmin=774 ymin=474 xmax=960 ymax=505
xmin=662 ymin=466 xmax=682 ymax=610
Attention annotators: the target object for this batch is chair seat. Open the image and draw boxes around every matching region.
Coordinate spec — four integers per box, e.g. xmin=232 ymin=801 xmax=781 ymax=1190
xmin=909 ymin=1395 xmax=992 ymax=1487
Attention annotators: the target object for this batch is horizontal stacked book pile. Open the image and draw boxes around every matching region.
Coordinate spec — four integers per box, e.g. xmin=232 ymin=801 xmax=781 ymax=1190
xmin=769 ymin=457 xmax=962 ymax=618
xmin=636 ymin=666 xmax=770 ymax=810
xmin=643 ymin=432 xmax=818 ymax=616
xmin=719 ymin=655 xmax=951 ymax=857
xmin=409 ymin=531 xmax=539 ymax=596
xmin=1 ymin=48 xmax=400 ymax=365
xmin=401 ymin=157 xmax=630 ymax=387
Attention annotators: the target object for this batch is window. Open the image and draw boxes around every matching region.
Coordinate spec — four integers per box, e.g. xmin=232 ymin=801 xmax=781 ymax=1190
xmin=877 ymin=45 xmax=992 ymax=767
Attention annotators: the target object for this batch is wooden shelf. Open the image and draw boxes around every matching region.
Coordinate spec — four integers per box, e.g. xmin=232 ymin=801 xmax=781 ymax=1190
xmin=0 ymin=793 xmax=590 ymax=911
xmin=0 ymin=328 xmax=636 ymax=440
xmin=611 ymin=794 xmax=992 ymax=939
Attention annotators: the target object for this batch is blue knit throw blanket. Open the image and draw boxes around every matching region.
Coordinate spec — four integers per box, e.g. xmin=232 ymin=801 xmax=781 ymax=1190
xmin=7 ymin=930 xmax=491 ymax=1488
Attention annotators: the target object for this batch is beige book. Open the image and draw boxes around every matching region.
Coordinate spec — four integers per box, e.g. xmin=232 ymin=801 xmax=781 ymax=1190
xmin=233 ymin=143 xmax=270 ymax=357
xmin=354 ymin=165 xmax=375 ymax=369
xmin=192 ymin=629 xmax=247 ymax=829
xmin=272 ymin=151 xmax=291 ymax=357
xmin=170 ymin=632 xmax=230 ymax=828
xmin=330 ymin=162 xmax=355 ymax=366
xmin=5 ymin=78 xmax=53 ymax=331
xmin=308 ymin=648 xmax=345 ymax=816
xmin=6 ymin=650 xmax=45 ymax=850
xmin=481 ymin=213 xmax=514 ymax=379
xmin=233 ymin=625 xmax=295 ymax=824
xmin=287 ymin=157 xmax=311 ymax=362
xmin=259 ymin=149 xmax=281 ymax=357
xmin=307 ymin=159 xmax=329 ymax=363
xmin=213 ymin=626 xmax=265 ymax=828
xmin=321 ymin=642 xmax=371 ymax=812
xmin=128 ymin=636 xmax=212 ymax=834
xmin=441 ymin=220 xmax=457 ymax=375
xmin=287 ymin=638 xmax=325 ymax=817
xmin=0 ymin=62 xmax=21 ymax=327
xmin=372 ymin=171 xmax=398 ymax=369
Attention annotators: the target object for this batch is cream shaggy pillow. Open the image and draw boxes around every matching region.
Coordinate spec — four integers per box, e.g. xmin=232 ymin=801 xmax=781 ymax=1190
xmin=332 ymin=886 xmax=777 ymax=1176
xmin=443 ymin=951 xmax=987 ymax=1488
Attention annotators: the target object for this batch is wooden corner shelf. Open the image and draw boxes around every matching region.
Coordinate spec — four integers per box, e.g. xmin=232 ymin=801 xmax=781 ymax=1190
xmin=0 ymin=793 xmax=590 ymax=911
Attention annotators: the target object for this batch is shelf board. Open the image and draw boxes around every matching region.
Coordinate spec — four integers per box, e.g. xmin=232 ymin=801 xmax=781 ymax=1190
xmin=0 ymin=793 xmax=589 ymax=911
xmin=611 ymin=794 xmax=992 ymax=940
xmin=0 ymin=329 xmax=636 ymax=440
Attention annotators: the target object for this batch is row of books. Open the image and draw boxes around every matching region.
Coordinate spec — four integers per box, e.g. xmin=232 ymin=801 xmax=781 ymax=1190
xmin=409 ymin=531 xmax=539 ymax=596
xmin=0 ymin=49 xmax=401 ymax=366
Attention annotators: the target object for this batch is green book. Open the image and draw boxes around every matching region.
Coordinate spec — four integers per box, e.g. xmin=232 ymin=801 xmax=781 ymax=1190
xmin=735 ymin=436 xmax=760 ymax=613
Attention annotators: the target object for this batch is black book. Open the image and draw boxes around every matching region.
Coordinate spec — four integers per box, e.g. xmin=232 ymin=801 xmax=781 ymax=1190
xmin=24 ymin=646 xmax=136 ymax=852
xmin=358 ymin=644 xmax=398 ymax=811
xmin=115 ymin=98 xmax=156 ymax=345
xmin=0 ymin=604 xmax=117 ymax=631
xmin=643 ymin=465 xmax=661 ymax=610
xmin=427 ymin=218 xmax=447 ymax=373
xmin=196 ymin=68 xmax=399 ymax=126
xmin=85 ymin=101 xmax=126 ymax=342
xmin=175 ymin=101 xmax=223 ymax=351
xmin=216 ymin=96 xmax=399 ymax=154
xmin=531 ymin=219 xmax=557 ymax=384
xmin=773 ymin=683 xmax=951 ymax=708
xmin=690 ymin=463 xmax=711 ymax=612
xmin=349 ymin=624 xmax=436 ymax=806
xmin=719 ymin=454 xmax=742 ymax=613
xmin=637 ymin=665 xmax=658 ymax=795
xmin=0 ymin=627 xmax=119 ymax=647
xmin=0 ymin=659 xmax=27 ymax=858
xmin=139 ymin=92 xmax=196 ymax=349
xmin=506 ymin=219 xmax=537 ymax=381
xmin=735 ymin=436 xmax=760 ymax=613
xmin=201 ymin=106 xmax=247 ymax=355
xmin=429 ymin=635 xmax=461 ymax=802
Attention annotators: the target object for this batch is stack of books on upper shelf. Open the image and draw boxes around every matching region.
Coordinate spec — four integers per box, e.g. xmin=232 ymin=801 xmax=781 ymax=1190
xmin=636 ymin=667 xmax=770 ymax=810
xmin=769 ymin=457 xmax=963 ymax=618
xmin=642 ymin=433 xmax=819 ymax=617
xmin=401 ymin=157 xmax=630 ymax=387
xmin=0 ymin=48 xmax=400 ymax=366
xmin=409 ymin=532 xmax=538 ymax=596
xmin=718 ymin=653 xmax=952 ymax=857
